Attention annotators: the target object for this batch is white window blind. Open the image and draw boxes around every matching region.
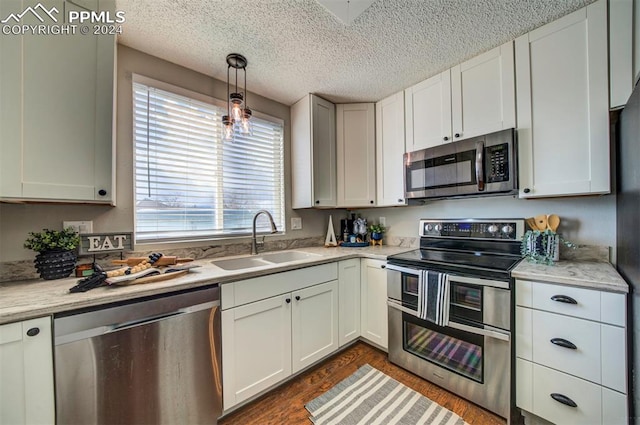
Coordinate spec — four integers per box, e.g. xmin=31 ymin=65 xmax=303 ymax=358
xmin=133 ymin=80 xmax=285 ymax=243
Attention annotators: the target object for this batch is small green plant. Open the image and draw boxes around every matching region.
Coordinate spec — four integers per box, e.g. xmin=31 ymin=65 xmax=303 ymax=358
xmin=521 ymin=229 xmax=576 ymax=265
xmin=24 ymin=228 xmax=80 ymax=253
xmin=369 ymin=224 xmax=386 ymax=234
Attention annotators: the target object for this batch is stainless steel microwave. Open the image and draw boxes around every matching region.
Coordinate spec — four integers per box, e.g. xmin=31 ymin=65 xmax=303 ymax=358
xmin=404 ymin=128 xmax=517 ymax=200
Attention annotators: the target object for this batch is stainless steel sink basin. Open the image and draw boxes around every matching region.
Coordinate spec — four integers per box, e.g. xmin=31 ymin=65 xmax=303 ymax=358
xmin=260 ymin=250 xmax=321 ymax=263
xmin=211 ymin=257 xmax=272 ymax=270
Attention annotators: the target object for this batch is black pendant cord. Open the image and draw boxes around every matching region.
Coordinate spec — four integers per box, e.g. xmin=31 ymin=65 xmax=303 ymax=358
xmin=244 ymin=66 xmax=247 ymax=109
xmin=226 ymin=65 xmax=231 ymax=117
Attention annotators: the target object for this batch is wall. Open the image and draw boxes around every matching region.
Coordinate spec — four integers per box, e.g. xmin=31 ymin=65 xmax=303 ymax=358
xmin=0 ymin=45 xmax=336 ymax=263
xmin=357 ymin=193 xmax=617 ymax=261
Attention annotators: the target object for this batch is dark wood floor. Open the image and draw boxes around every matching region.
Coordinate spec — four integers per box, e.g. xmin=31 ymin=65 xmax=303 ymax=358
xmin=219 ymin=341 xmax=506 ymax=425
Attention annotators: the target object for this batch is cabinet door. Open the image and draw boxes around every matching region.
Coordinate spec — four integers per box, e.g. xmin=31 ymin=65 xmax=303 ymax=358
xmin=222 ymin=294 xmax=292 ymax=410
xmin=336 ymin=103 xmax=376 ymax=207
xmin=0 ymin=317 xmax=55 ymax=425
xmin=608 ymin=0 xmax=634 ymax=108
xmin=0 ymin=0 xmax=115 ymax=203
xmin=360 ymin=259 xmax=388 ymax=350
xmin=375 ymin=92 xmax=407 ymax=207
xmin=516 ymin=0 xmax=609 ymax=198
xmin=292 ymin=280 xmax=339 ymax=373
xmin=451 ymin=41 xmax=515 ymax=141
xmin=311 ymin=95 xmax=337 ymax=207
xmin=338 ymin=259 xmax=361 ymax=346
xmin=404 ymin=71 xmax=452 ymax=152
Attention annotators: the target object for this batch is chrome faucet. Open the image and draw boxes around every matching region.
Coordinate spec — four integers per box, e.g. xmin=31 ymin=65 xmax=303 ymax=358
xmin=251 ymin=210 xmax=278 ymax=255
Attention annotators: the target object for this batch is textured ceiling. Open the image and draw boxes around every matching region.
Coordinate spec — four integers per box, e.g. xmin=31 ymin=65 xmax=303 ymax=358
xmin=115 ymin=0 xmax=595 ymax=106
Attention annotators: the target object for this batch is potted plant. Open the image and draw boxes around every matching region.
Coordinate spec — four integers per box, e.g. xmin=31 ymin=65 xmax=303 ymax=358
xmin=24 ymin=228 xmax=80 ymax=280
xmin=369 ymin=224 xmax=386 ymax=241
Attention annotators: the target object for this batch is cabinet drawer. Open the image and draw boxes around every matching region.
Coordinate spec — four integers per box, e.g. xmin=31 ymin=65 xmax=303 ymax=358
xmin=531 ymin=310 xmax=601 ymax=385
xmin=531 ymin=281 xmax=600 ymax=321
xmin=531 ymin=363 xmax=601 ymax=425
xmin=222 ymin=263 xmax=338 ymax=309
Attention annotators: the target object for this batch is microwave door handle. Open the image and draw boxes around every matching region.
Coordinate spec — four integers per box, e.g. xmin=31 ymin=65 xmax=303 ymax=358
xmin=475 ymin=140 xmax=485 ymax=191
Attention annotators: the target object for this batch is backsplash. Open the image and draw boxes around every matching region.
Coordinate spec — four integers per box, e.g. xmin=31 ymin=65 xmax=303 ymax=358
xmin=0 ymin=235 xmax=325 ymax=283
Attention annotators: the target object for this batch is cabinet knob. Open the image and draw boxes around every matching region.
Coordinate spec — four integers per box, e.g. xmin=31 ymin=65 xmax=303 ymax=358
xmin=370 ymin=200 xmax=374 ymax=204
xmin=454 ymin=133 xmax=461 ymax=138
xmin=523 ymin=188 xmax=531 ymax=194
xmin=398 ymin=199 xmax=403 ymax=203
xmin=443 ymin=136 xmax=449 ymax=141
xmin=98 ymin=189 xmax=107 ymax=196
xmin=315 ymin=200 xmax=320 ymax=204
xmin=285 ymin=298 xmax=291 ymax=304
xmin=295 ymin=295 xmax=301 ymax=301
xmin=26 ymin=327 xmax=40 ymax=337
xmin=381 ymin=265 xmax=386 ymax=269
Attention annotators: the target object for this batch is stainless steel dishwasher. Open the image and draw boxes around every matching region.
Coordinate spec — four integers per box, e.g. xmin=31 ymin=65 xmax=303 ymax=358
xmin=54 ymin=285 xmax=221 ymax=425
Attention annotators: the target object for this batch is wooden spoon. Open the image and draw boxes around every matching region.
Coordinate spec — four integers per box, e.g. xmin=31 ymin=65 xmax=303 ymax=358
xmin=525 ymin=217 xmax=537 ymax=231
xmin=534 ymin=214 xmax=548 ymax=231
xmin=547 ymin=214 xmax=561 ymax=232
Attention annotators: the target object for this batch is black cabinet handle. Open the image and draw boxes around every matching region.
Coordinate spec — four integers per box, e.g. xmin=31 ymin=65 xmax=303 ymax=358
xmin=455 ymin=133 xmax=461 ymax=138
xmin=26 ymin=327 xmax=40 ymax=337
xmin=295 ymin=295 xmax=301 ymax=301
xmin=550 ymin=338 xmax=577 ymax=350
xmin=443 ymin=136 xmax=449 ymax=141
xmin=98 ymin=189 xmax=107 ymax=196
xmin=285 ymin=298 xmax=291 ymax=304
xmin=523 ymin=188 xmax=531 ymax=194
xmin=550 ymin=393 xmax=578 ymax=408
xmin=551 ymin=295 xmax=578 ymax=305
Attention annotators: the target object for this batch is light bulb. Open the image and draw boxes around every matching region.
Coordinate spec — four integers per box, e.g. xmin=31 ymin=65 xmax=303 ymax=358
xmin=222 ymin=115 xmax=234 ymax=142
xmin=229 ymin=93 xmax=244 ymax=122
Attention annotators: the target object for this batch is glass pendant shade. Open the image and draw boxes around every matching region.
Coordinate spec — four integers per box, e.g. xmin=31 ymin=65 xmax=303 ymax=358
xmin=230 ymin=92 xmax=244 ymax=122
xmin=222 ymin=115 xmax=234 ymax=142
xmin=240 ymin=108 xmax=253 ymax=135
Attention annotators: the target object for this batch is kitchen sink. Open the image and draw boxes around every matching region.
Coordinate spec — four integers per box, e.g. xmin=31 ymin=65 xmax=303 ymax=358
xmin=211 ymin=257 xmax=272 ymax=271
xmin=211 ymin=250 xmax=322 ymax=270
xmin=260 ymin=250 xmax=321 ymax=263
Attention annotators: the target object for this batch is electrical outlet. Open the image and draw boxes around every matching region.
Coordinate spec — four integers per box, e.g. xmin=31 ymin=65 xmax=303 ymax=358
xmin=291 ymin=217 xmax=302 ymax=230
xmin=378 ymin=217 xmax=386 ymax=227
xmin=63 ymin=221 xmax=93 ymax=234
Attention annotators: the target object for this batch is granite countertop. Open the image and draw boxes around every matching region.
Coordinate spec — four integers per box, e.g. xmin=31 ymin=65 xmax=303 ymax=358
xmin=0 ymin=246 xmax=412 ymax=325
xmin=512 ymin=259 xmax=629 ymax=294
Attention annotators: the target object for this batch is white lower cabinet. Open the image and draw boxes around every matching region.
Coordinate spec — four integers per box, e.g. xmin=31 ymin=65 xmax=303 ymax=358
xmin=292 ymin=281 xmax=339 ymax=373
xmin=515 ymin=279 xmax=628 ymax=424
xmin=360 ymin=259 xmax=388 ymax=350
xmin=221 ymin=264 xmax=339 ymax=411
xmin=338 ymin=259 xmax=361 ymax=346
xmin=0 ymin=316 xmax=55 ymax=425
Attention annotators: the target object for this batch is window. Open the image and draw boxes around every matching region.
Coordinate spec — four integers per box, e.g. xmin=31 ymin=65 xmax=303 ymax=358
xmin=133 ymin=78 xmax=285 ymax=243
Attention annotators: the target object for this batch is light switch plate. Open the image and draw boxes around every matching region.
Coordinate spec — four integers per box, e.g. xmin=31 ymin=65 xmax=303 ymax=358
xmin=378 ymin=217 xmax=386 ymax=227
xmin=291 ymin=217 xmax=302 ymax=230
xmin=63 ymin=221 xmax=93 ymax=234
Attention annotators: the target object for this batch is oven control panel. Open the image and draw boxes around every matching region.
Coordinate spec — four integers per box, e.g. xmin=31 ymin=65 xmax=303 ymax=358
xmin=419 ymin=219 xmax=524 ymax=240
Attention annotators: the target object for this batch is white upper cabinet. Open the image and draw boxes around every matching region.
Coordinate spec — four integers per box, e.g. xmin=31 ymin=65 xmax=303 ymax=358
xmin=336 ymin=103 xmax=376 ymax=207
xmin=375 ymin=92 xmax=407 ymax=207
xmin=291 ymin=94 xmax=337 ymax=208
xmin=404 ymin=41 xmax=515 ymax=153
xmin=608 ymin=0 xmax=634 ymax=108
xmin=516 ymin=0 xmax=609 ymax=198
xmin=404 ymin=71 xmax=452 ymax=152
xmin=450 ymin=42 xmax=516 ymax=141
xmin=0 ymin=0 xmax=116 ymax=204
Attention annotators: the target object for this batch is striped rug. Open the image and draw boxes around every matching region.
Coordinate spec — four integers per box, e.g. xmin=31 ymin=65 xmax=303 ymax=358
xmin=305 ymin=364 xmax=469 ymax=425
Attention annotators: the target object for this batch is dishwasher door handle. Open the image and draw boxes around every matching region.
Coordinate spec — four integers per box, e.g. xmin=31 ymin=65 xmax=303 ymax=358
xmin=109 ymin=300 xmax=219 ymax=333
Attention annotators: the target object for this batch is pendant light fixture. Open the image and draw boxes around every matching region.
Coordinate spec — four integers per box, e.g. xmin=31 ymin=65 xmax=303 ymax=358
xmin=222 ymin=53 xmax=252 ymax=141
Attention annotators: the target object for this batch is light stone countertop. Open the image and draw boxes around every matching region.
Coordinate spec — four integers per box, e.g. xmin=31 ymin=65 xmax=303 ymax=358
xmin=0 ymin=246 xmax=412 ymax=325
xmin=512 ymin=259 xmax=629 ymax=294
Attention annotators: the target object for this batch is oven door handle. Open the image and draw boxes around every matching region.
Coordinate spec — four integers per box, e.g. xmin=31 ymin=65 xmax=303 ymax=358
xmin=387 ymin=299 xmax=510 ymax=342
xmin=385 ymin=264 xmax=424 ymax=277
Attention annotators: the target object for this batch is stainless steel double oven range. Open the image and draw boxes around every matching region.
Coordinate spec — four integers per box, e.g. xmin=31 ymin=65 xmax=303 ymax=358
xmin=386 ymin=219 xmax=524 ymax=422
